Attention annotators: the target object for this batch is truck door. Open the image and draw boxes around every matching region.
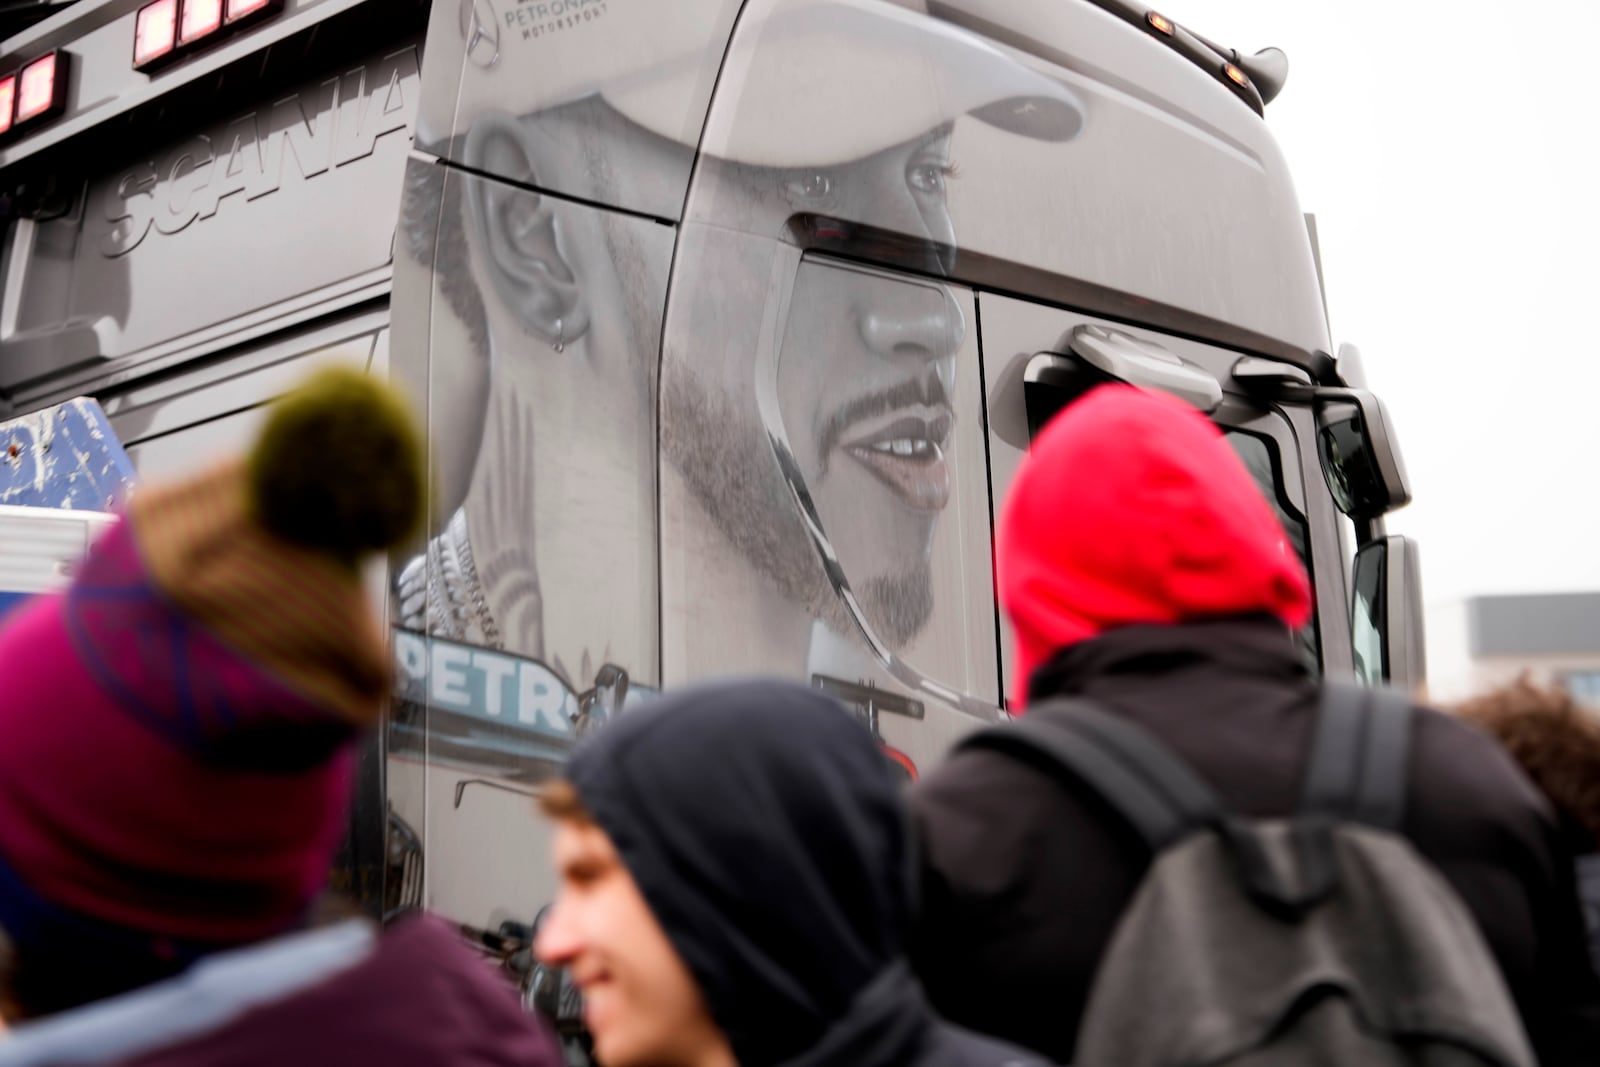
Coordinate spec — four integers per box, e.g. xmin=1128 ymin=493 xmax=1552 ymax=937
xmin=660 ymin=248 xmax=1004 ymax=777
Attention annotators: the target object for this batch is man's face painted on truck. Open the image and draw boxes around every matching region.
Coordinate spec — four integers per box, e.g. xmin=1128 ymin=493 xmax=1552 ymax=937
xmin=405 ymin=98 xmax=964 ymax=657
xmin=662 ymin=125 xmax=964 ymax=650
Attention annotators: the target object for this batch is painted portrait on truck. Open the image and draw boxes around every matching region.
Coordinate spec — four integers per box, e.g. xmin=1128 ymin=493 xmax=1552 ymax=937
xmin=391 ymin=0 xmax=1085 ymax=790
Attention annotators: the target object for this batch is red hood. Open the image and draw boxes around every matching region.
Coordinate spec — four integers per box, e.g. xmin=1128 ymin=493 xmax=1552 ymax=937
xmin=999 ymin=385 xmax=1312 ymax=711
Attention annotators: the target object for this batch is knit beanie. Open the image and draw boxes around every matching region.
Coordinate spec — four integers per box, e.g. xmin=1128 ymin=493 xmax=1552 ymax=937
xmin=999 ymin=384 xmax=1312 ymax=710
xmin=0 ymin=367 xmax=423 ymax=978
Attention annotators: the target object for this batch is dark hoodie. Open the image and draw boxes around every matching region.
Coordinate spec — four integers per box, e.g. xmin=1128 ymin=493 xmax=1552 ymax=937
xmin=566 ymin=678 xmax=1050 ymax=1067
xmin=909 ymin=385 xmax=1600 ymax=1065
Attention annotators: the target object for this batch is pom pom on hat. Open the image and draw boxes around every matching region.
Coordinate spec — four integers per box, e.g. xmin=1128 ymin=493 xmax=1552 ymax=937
xmin=247 ymin=366 xmax=425 ymax=562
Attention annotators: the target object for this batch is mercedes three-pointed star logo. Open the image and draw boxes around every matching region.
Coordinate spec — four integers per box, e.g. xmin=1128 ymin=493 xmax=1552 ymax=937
xmin=460 ymin=0 xmax=501 ymax=69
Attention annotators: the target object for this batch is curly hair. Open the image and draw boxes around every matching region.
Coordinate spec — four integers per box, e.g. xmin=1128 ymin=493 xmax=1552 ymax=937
xmin=1456 ymin=674 xmax=1600 ymax=853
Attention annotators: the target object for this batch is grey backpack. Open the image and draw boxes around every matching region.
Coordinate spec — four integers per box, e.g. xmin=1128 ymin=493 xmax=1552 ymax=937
xmin=957 ymin=686 xmax=1537 ymax=1066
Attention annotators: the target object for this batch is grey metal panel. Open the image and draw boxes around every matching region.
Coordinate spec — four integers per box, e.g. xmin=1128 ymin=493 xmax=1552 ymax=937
xmin=685 ymin=0 xmax=1329 ymax=360
xmin=414 ymin=0 xmax=744 ymax=221
xmin=391 ymin=158 xmax=668 ymax=705
xmin=388 ymin=158 xmax=670 ymax=929
xmin=1467 ymin=593 xmax=1600 ymax=658
xmin=106 ymin=317 xmax=383 ymax=450
xmin=0 ymin=40 xmax=420 ymax=397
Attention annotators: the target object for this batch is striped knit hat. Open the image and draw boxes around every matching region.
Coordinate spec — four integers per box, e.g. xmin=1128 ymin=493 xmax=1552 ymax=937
xmin=0 ymin=367 xmax=423 ymax=983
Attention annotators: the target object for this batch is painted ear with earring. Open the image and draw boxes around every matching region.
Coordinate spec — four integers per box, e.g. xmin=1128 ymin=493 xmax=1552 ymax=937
xmin=465 ymin=111 xmax=591 ymax=354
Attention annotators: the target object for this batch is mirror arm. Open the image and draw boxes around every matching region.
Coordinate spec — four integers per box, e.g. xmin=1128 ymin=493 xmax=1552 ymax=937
xmin=1233 ymin=377 xmax=1362 ymax=407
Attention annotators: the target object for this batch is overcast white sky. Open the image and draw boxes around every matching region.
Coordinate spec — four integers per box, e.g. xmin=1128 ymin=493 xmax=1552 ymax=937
xmin=1166 ymin=1 xmax=1600 ymax=693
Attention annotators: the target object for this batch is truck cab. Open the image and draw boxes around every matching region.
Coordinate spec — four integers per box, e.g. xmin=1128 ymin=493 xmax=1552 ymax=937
xmin=0 ymin=0 xmax=1421 ymax=981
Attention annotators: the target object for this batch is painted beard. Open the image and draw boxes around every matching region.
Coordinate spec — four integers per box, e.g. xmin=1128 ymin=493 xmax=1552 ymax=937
xmin=661 ymin=363 xmax=934 ymax=652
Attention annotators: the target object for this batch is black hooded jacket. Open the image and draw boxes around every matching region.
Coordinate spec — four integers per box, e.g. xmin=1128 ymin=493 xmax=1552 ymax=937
xmin=566 ymin=678 xmax=1051 ymax=1067
xmin=910 ymin=618 xmax=1600 ymax=1066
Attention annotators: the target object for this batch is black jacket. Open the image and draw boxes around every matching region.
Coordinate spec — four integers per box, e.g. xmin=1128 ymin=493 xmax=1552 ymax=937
xmin=566 ymin=678 xmax=1051 ymax=1067
xmin=910 ymin=618 xmax=1600 ymax=1066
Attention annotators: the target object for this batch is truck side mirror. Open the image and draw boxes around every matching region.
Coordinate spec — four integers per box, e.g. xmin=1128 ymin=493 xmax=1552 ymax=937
xmin=1351 ymin=535 xmax=1427 ymax=692
xmin=1315 ymin=390 xmax=1411 ymax=518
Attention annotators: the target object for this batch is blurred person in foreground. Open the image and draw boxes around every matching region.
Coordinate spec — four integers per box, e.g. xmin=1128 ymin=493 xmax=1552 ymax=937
xmin=1458 ymin=675 xmax=1600 ymax=975
xmin=0 ymin=368 xmax=559 ymax=1067
xmin=909 ymin=383 xmax=1600 ymax=1065
xmin=533 ymin=677 xmax=1051 ymax=1067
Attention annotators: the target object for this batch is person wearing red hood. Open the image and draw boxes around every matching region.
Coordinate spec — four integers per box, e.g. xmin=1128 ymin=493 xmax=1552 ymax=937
xmin=908 ymin=384 xmax=1600 ymax=1065
xmin=0 ymin=368 xmax=560 ymax=1067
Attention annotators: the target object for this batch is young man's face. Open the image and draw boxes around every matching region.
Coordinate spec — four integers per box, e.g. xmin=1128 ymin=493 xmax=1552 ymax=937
xmin=536 ymin=819 xmax=726 ymax=1067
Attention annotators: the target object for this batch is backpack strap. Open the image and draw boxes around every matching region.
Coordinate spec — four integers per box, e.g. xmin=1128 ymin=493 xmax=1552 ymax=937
xmin=1300 ymin=684 xmax=1415 ymax=832
xmin=959 ymin=696 xmax=1390 ymax=919
xmin=956 ymin=699 xmax=1223 ymax=852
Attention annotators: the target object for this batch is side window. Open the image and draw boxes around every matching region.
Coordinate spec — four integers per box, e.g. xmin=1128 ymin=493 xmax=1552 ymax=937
xmin=1223 ymin=428 xmax=1320 ymax=670
xmin=980 ymin=292 xmax=1322 ymax=699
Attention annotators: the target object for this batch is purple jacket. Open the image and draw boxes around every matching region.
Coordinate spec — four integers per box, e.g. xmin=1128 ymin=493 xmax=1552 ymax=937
xmin=0 ymin=916 xmax=562 ymax=1067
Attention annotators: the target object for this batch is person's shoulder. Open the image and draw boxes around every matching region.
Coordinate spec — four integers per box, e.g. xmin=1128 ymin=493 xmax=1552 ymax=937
xmin=911 ymin=722 xmax=1064 ymax=813
xmin=907 ymin=726 xmax=1074 ymax=863
xmin=327 ymin=914 xmax=563 ymax=1066
xmin=371 ymin=910 xmax=481 ymax=965
xmin=1405 ymin=699 xmax=1562 ymax=851
xmin=371 ymin=912 xmax=532 ymax=1006
xmin=1409 ymin=701 xmax=1548 ymax=811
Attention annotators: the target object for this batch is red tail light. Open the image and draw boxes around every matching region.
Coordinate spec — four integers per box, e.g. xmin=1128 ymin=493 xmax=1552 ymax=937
xmin=15 ymin=53 xmax=65 ymax=125
xmin=225 ymin=0 xmax=283 ymax=22
xmin=0 ymin=76 xmax=14 ymax=136
xmin=134 ymin=0 xmax=179 ymax=69
xmin=132 ymin=0 xmax=284 ymax=71
xmin=178 ymin=0 xmax=224 ymax=46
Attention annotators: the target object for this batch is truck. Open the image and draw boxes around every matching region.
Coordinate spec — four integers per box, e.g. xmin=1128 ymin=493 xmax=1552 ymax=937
xmin=0 ymin=0 xmax=1424 ymax=1008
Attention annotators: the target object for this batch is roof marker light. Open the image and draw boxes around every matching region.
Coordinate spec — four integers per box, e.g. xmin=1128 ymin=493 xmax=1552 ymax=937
xmin=225 ymin=0 xmax=283 ymax=23
xmin=178 ymin=0 xmax=224 ymax=46
xmin=1224 ymin=62 xmax=1251 ymax=89
xmin=15 ymin=53 xmax=66 ymax=126
xmin=1147 ymin=12 xmax=1175 ymax=35
xmin=0 ymin=77 xmax=14 ymax=137
xmin=134 ymin=0 xmax=179 ymax=69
